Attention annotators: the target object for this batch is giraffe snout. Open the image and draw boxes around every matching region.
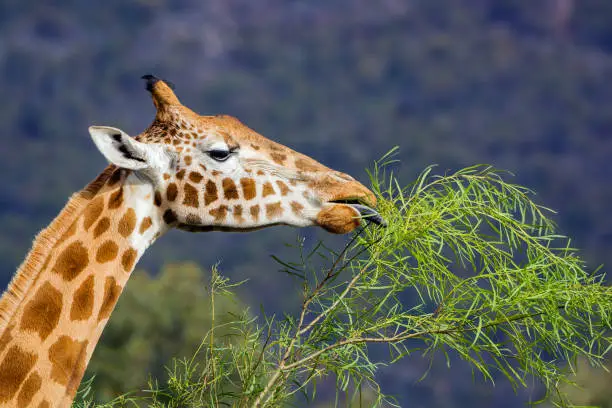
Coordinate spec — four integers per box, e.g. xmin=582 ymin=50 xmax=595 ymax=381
xmin=313 ymin=176 xmax=383 ymax=234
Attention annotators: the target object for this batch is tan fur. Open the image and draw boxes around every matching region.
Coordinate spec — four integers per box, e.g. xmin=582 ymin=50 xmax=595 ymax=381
xmin=316 ymin=205 xmax=361 ymax=234
xmin=0 ymin=166 xmax=115 ymax=334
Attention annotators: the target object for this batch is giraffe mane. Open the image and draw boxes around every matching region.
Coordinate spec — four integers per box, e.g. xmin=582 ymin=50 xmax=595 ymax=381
xmin=0 ymin=165 xmax=117 ymax=333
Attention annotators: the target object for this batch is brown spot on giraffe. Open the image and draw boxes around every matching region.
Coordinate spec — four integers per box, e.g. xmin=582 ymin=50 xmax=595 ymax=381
xmin=167 ymin=183 xmax=178 ymax=201
xmin=270 ymin=152 xmax=287 ymax=165
xmin=108 ymin=187 xmax=124 ymax=209
xmin=210 ymin=205 xmax=228 ymax=223
xmin=240 ymin=178 xmax=256 ymax=200
xmin=139 ymin=216 xmax=153 ymax=234
xmin=295 ymin=158 xmax=321 ymax=172
xmin=199 ymin=164 xmax=207 ymax=171
xmin=0 ymin=325 xmax=13 ymax=354
xmin=276 ymin=180 xmax=291 ymax=196
xmin=189 ymin=171 xmax=203 ymax=183
xmin=222 ymin=178 xmax=239 ymax=200
xmin=0 ymin=345 xmax=37 ymax=403
xmin=71 ymin=275 xmax=95 ymax=321
xmin=98 ymin=277 xmax=122 ymax=321
xmin=163 ymin=209 xmax=178 ymax=224
xmin=17 ymin=371 xmax=42 ymax=406
xmin=268 ymin=143 xmax=283 ymax=152
xmin=234 ymin=205 xmax=245 ymax=223
xmin=118 ymin=208 xmax=137 ymax=237
xmin=154 ymin=191 xmax=162 ymax=207
xmin=186 ymin=214 xmax=201 ymax=224
xmin=38 ymin=401 xmax=51 ymax=408
xmin=83 ymin=196 xmax=104 ymax=231
xmin=163 ymin=173 xmax=171 ymax=180
xmin=291 ymin=201 xmax=304 ymax=216
xmin=266 ymin=202 xmax=283 ymax=219
xmin=218 ymin=130 xmax=232 ymax=142
xmin=96 ymin=240 xmax=119 ymax=263
xmin=48 ymin=335 xmax=89 ymax=395
xmin=262 ymin=182 xmax=275 ymax=197
xmin=176 ymin=169 xmax=186 ymax=180
xmin=205 ymin=180 xmax=218 ymax=205
xmin=183 ymin=183 xmax=199 ymax=207
xmin=93 ymin=217 xmax=111 ymax=239
xmin=121 ymin=248 xmax=138 ymax=272
xmin=20 ymin=282 xmax=62 ymax=340
xmin=211 ymin=170 xmax=221 ymax=176
xmin=184 ymin=155 xmax=192 ymax=165
xmin=250 ymin=143 xmax=260 ymax=150
xmin=250 ymin=205 xmax=260 ymax=222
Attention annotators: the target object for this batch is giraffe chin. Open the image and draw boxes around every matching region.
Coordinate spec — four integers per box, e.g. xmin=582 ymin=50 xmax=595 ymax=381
xmin=316 ymin=203 xmax=384 ymax=234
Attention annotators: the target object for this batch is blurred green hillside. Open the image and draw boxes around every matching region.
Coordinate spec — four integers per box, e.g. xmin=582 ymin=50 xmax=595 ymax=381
xmin=85 ymin=263 xmax=246 ymax=402
xmin=2 ymin=0 xmax=612 ymax=406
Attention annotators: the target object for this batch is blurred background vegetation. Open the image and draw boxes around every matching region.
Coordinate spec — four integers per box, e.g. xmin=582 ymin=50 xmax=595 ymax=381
xmin=1 ymin=0 xmax=611 ymax=406
xmin=85 ymin=263 xmax=246 ymax=402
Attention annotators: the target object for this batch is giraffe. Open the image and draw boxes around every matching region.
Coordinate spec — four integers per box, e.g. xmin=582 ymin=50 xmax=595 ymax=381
xmin=0 ymin=75 xmax=384 ymax=407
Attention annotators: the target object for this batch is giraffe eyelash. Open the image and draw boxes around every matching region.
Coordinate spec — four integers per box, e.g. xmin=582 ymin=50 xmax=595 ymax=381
xmin=207 ymin=149 xmax=235 ymax=162
xmin=207 ymin=146 xmax=239 ymax=162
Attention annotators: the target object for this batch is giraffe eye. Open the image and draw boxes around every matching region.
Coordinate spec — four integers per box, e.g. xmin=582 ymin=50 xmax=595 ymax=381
xmin=208 ymin=149 xmax=231 ymax=162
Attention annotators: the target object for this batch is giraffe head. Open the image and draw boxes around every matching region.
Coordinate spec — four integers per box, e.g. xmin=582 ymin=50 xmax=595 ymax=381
xmin=89 ymin=75 xmax=384 ymax=235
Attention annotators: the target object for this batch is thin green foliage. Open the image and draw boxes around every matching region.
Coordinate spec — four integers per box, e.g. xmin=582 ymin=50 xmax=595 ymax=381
xmin=75 ymin=153 xmax=612 ymax=407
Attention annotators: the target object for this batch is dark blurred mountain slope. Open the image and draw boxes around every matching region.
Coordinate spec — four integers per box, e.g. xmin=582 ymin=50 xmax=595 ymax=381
xmin=1 ymin=0 xmax=611 ymax=406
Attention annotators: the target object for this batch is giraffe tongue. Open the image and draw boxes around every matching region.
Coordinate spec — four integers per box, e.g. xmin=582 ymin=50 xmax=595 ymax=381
xmin=349 ymin=204 xmax=387 ymax=227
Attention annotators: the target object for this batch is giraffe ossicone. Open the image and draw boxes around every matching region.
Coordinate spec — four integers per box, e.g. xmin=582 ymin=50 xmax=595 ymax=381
xmin=0 ymin=75 xmax=384 ymax=407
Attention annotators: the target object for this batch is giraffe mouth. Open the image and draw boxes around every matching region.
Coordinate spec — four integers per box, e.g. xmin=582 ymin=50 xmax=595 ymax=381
xmin=329 ymin=199 xmax=387 ymax=227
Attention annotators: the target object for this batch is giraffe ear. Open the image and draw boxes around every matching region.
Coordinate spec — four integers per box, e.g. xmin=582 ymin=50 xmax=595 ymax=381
xmin=89 ymin=126 xmax=152 ymax=171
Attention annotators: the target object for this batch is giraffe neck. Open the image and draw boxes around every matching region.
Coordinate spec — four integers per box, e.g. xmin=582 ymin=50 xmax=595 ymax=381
xmin=0 ymin=168 xmax=166 ymax=408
